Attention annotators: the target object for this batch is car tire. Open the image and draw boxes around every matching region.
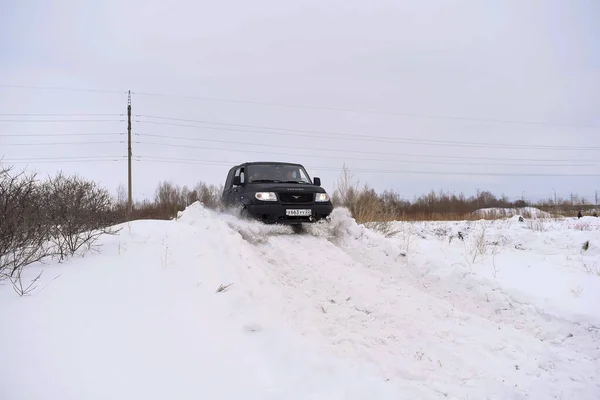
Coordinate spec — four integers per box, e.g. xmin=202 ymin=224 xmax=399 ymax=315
xmin=239 ymin=206 xmax=250 ymax=220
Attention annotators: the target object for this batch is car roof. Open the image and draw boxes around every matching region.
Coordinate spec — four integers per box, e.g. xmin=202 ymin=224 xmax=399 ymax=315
xmin=242 ymin=161 xmax=304 ymax=167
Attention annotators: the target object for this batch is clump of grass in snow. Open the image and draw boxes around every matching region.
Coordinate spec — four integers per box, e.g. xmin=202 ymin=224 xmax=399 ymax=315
xmin=216 ymin=283 xmax=233 ymax=293
xmin=526 ymin=219 xmax=547 ymax=232
xmin=451 ymin=223 xmax=504 ymax=273
xmin=364 ymin=221 xmax=401 ymax=238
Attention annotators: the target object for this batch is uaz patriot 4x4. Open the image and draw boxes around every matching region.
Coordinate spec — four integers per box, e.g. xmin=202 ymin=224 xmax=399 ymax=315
xmin=222 ymin=161 xmax=333 ymax=225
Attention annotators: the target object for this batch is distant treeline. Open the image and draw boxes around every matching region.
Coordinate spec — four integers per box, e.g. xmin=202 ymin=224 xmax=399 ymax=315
xmin=115 ymin=167 xmax=597 ymax=223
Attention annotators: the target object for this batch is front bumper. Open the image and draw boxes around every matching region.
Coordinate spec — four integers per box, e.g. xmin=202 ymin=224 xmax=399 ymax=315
xmin=245 ymin=203 xmax=333 ymax=224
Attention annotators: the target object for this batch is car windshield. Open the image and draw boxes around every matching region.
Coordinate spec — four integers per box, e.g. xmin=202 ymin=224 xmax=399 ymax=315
xmin=247 ymin=164 xmax=312 ymax=184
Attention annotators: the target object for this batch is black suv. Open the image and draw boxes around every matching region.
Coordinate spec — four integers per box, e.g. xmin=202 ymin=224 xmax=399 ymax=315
xmin=222 ymin=161 xmax=334 ymax=225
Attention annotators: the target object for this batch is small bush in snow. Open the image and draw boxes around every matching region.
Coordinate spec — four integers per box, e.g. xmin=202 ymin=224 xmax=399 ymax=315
xmin=582 ymin=240 xmax=589 ymax=252
xmin=573 ymin=222 xmax=593 ymax=231
xmin=1 ymin=164 xmax=123 ymax=294
xmin=364 ymin=221 xmax=401 ymax=238
xmin=43 ymin=172 xmax=122 ymax=261
xmin=526 ymin=220 xmax=547 ymax=232
xmin=0 ymin=166 xmax=52 ymax=279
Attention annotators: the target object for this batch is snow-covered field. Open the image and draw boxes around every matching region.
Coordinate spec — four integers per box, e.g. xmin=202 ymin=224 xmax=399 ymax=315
xmin=1 ymin=204 xmax=599 ymax=399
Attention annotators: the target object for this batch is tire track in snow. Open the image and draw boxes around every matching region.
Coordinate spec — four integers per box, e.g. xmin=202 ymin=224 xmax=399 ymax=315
xmin=347 ymin=226 xmax=599 ymax=353
xmin=247 ymin=233 xmax=599 ymax=399
xmin=305 ymin=210 xmax=600 ymax=360
xmin=177 ymin=205 xmax=600 ymax=399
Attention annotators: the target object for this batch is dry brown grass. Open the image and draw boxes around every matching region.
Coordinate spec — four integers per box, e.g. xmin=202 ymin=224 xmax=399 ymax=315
xmin=114 ymin=164 xmax=595 ymax=224
xmin=330 ymin=164 xmax=594 ymax=223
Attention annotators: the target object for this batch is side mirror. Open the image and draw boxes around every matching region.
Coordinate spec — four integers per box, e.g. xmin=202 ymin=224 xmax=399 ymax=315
xmin=233 ymin=176 xmax=242 ymax=186
xmin=313 ymin=177 xmax=321 ymax=186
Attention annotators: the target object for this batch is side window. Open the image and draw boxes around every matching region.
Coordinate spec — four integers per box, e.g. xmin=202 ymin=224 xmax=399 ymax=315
xmin=225 ymin=167 xmax=235 ymax=189
xmin=298 ymin=168 xmax=310 ymax=182
xmin=234 ymin=167 xmax=245 ymax=185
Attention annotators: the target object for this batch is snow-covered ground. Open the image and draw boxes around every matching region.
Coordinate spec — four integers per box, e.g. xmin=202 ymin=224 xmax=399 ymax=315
xmin=1 ymin=203 xmax=599 ymax=399
xmin=473 ymin=206 xmax=554 ymax=219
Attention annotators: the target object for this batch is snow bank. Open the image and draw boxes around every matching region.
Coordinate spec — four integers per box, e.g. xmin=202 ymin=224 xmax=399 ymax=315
xmin=473 ymin=206 xmax=553 ymax=219
xmin=1 ymin=202 xmax=599 ymax=399
xmin=180 ymin=205 xmax=600 ymax=399
xmin=386 ymin=216 xmax=600 ymax=327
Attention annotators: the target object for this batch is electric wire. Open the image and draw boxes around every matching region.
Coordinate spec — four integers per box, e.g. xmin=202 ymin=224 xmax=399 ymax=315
xmin=2 ymin=141 xmax=123 ymax=146
xmin=133 ymin=156 xmax=600 ymax=177
xmin=135 ymin=133 xmax=597 ymax=164
xmin=131 ymin=93 xmax=595 ymax=128
xmin=136 ymin=119 xmax=600 ymax=151
xmin=2 ymin=83 xmax=594 ymax=127
xmin=0 ymin=133 xmax=123 ymax=137
xmin=0 ymin=84 xmax=126 ymax=94
xmin=0 ymin=119 xmax=124 ymax=123
xmin=0 ymin=113 xmax=123 ymax=116
xmin=134 ymin=140 xmax=600 ymax=168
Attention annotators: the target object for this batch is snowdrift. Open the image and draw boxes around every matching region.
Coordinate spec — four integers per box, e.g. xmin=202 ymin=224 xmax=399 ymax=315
xmin=1 ymin=202 xmax=599 ymax=399
xmin=473 ymin=206 xmax=553 ymax=219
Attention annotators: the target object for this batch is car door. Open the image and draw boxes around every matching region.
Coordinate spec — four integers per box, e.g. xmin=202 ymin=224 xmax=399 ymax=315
xmin=222 ymin=167 xmax=235 ymax=205
xmin=227 ymin=167 xmax=245 ymax=205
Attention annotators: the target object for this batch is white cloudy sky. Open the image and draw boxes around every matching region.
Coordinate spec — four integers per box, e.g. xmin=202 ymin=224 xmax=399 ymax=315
xmin=1 ymin=0 xmax=599 ymax=203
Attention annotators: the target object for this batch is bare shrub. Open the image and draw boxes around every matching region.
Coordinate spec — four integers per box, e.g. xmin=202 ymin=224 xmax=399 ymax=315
xmin=216 ymin=283 xmax=233 ymax=293
xmin=9 ymin=267 xmax=43 ymax=296
xmin=582 ymin=240 xmax=590 ymax=252
xmin=364 ymin=221 xmax=401 ymax=238
xmin=154 ymin=180 xmax=185 ymax=218
xmin=331 ymin=163 xmax=361 ymax=208
xmin=573 ymin=222 xmax=593 ymax=231
xmin=134 ymin=180 xmax=225 ymax=222
xmin=328 ymin=165 xmax=580 ymax=222
xmin=526 ymin=220 xmax=547 ymax=232
xmin=43 ymin=172 xmax=122 ymax=261
xmin=571 ymin=286 xmax=583 ymax=297
xmin=193 ymin=181 xmax=223 ymax=210
xmin=458 ymin=224 xmax=503 ymax=270
xmin=0 ymin=166 xmax=53 ymax=279
xmin=466 ymin=225 xmax=489 ymax=264
xmin=331 ymin=164 xmax=391 ymax=224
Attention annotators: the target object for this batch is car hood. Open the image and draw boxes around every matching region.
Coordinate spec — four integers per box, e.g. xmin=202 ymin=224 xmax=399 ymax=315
xmin=249 ymin=183 xmax=327 ymax=193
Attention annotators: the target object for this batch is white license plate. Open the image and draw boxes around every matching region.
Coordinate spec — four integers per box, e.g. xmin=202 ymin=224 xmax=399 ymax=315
xmin=286 ymin=209 xmax=312 ymax=216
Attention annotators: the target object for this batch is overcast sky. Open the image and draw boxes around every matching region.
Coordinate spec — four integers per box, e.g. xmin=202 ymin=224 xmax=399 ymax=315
xmin=1 ymin=0 xmax=599 ymax=204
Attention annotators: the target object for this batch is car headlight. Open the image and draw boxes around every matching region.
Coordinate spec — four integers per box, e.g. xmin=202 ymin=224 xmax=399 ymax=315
xmin=255 ymin=192 xmax=277 ymax=201
xmin=315 ymin=193 xmax=330 ymax=202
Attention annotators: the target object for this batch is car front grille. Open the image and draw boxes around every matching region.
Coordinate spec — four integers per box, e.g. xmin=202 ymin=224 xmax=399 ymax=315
xmin=278 ymin=193 xmax=314 ymax=203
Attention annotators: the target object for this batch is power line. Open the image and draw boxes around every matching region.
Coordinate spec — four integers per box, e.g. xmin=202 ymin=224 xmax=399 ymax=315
xmin=136 ymin=119 xmax=600 ymax=151
xmin=134 ymin=155 xmax=600 ymax=177
xmin=3 ymin=156 xmax=124 ymax=161
xmin=2 ymin=84 xmax=595 ymax=128
xmin=136 ymin=132 xmax=597 ymax=163
xmin=0 ymin=119 xmax=124 ymax=123
xmin=132 ymin=93 xmax=595 ymax=128
xmin=0 ymin=133 xmax=123 ymax=137
xmin=2 ymin=141 xmax=123 ymax=146
xmin=0 ymin=84 xmax=126 ymax=95
xmin=0 ymin=113 xmax=123 ymax=116
xmin=134 ymin=140 xmax=600 ymax=168
xmin=3 ymin=159 xmax=122 ymax=164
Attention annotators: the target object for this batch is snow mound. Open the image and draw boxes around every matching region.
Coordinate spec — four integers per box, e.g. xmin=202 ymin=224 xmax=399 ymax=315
xmin=473 ymin=206 xmax=553 ymax=219
xmin=1 ymin=202 xmax=599 ymax=399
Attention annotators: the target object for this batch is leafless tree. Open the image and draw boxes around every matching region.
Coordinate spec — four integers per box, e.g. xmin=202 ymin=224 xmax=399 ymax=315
xmin=116 ymin=183 xmax=127 ymax=205
xmin=0 ymin=165 xmax=52 ymax=279
xmin=43 ymin=172 xmax=121 ymax=260
xmin=193 ymin=181 xmax=223 ymax=210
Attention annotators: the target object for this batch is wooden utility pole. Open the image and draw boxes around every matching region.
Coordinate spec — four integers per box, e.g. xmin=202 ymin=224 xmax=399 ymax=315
xmin=127 ymin=90 xmax=132 ymax=213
